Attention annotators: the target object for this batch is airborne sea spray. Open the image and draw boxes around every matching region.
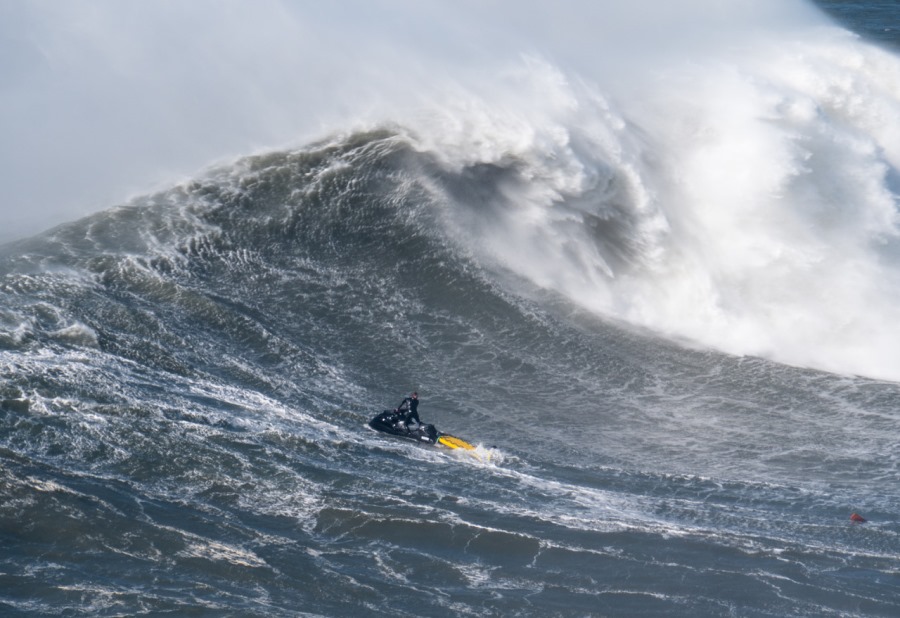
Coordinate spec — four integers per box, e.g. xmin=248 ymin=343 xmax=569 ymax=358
xmin=389 ymin=25 xmax=900 ymax=380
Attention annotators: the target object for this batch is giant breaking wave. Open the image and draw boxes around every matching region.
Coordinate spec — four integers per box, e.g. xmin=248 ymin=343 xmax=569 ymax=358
xmin=4 ymin=3 xmax=900 ymax=384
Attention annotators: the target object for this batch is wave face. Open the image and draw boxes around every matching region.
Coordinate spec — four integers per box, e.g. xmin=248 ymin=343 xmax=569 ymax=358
xmin=3 ymin=3 xmax=900 ymax=616
xmin=3 ymin=127 xmax=900 ymax=615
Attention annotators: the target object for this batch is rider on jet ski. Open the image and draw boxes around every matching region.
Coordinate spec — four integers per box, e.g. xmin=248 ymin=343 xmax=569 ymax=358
xmin=369 ymin=391 xmax=438 ymax=444
xmin=394 ymin=391 xmax=420 ymax=428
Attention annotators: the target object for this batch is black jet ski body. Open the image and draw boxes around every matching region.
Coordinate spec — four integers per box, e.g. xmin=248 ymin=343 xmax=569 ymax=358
xmin=369 ymin=410 xmax=439 ymax=444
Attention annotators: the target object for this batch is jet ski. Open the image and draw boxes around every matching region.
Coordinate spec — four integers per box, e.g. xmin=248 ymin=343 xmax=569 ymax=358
xmin=368 ymin=410 xmax=476 ymax=451
xmin=369 ymin=409 xmax=439 ymax=444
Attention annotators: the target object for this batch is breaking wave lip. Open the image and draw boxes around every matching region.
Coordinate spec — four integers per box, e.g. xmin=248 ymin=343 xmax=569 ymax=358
xmin=379 ymin=31 xmax=900 ymax=382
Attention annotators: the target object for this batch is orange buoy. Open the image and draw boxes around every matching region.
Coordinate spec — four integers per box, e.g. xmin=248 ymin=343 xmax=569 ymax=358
xmin=850 ymin=513 xmax=867 ymax=523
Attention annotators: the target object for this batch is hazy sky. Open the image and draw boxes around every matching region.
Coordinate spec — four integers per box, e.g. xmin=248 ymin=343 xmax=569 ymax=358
xmin=0 ymin=0 xmax=828 ymax=244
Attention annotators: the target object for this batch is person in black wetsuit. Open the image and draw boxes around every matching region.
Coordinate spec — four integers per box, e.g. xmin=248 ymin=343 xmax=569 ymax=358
xmin=394 ymin=391 xmax=420 ymax=427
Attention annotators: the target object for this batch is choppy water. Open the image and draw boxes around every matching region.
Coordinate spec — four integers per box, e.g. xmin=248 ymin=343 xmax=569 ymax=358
xmin=3 ymin=1 xmax=900 ymax=616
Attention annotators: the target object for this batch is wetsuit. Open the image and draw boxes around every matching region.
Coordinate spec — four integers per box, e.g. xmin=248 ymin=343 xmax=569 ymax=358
xmin=396 ymin=396 xmax=420 ymax=425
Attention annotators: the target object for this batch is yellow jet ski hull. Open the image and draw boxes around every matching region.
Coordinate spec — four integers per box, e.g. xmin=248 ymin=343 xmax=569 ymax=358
xmin=437 ymin=434 xmax=476 ymax=450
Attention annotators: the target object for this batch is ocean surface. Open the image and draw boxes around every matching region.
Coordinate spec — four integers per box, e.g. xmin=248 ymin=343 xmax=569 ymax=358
xmin=3 ymin=1 xmax=900 ymax=616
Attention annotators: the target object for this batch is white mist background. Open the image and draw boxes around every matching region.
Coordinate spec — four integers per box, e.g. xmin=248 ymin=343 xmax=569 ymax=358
xmin=1 ymin=0 xmax=826 ymax=243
